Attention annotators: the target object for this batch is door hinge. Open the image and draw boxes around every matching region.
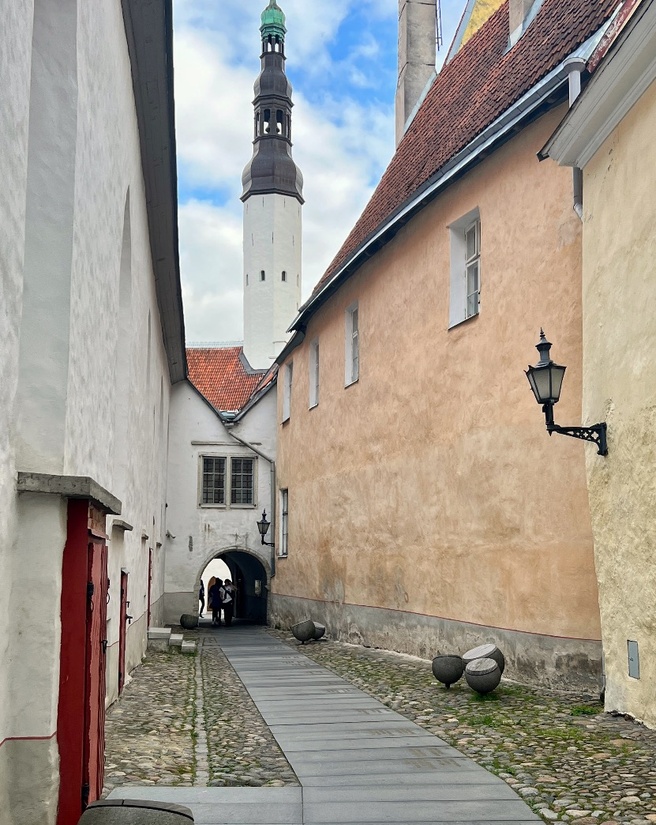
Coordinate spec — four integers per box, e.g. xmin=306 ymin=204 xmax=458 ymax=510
xmin=86 ymin=582 xmax=94 ymax=601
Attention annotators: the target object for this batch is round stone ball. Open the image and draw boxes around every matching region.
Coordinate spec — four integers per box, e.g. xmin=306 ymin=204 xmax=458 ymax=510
xmin=465 ymin=657 xmax=502 ymax=694
xmin=462 ymin=642 xmax=505 ymax=674
xmin=431 ymin=654 xmax=465 ymax=689
xmin=180 ymin=613 xmax=198 ymax=629
xmin=291 ymin=619 xmax=316 ymax=643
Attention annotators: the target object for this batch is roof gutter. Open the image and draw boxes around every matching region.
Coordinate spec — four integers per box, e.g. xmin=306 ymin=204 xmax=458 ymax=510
xmin=290 ymin=25 xmax=610 ymax=333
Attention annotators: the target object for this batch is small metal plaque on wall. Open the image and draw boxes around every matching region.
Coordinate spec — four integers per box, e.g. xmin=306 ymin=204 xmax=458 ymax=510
xmin=627 ymin=640 xmax=640 ymax=679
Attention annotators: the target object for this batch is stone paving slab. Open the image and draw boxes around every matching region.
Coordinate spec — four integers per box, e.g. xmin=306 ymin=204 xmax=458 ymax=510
xmin=302 ymin=799 xmax=539 ymax=822
xmin=109 ymin=787 xmax=303 ymax=824
xmin=217 ymin=628 xmax=540 ymax=824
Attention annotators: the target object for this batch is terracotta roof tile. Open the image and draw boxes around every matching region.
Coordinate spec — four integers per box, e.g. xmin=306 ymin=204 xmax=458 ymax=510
xmin=312 ymin=0 xmax=616 ymax=297
xmin=187 ymin=347 xmax=266 ymax=413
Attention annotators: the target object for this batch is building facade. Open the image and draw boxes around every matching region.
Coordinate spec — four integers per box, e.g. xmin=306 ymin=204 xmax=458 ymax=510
xmin=0 ymin=1 xmax=185 ymax=821
xmin=543 ymin=0 xmax=656 ymax=726
xmin=164 ymin=349 xmax=277 ymax=626
xmin=271 ymin=0 xmax=618 ymax=691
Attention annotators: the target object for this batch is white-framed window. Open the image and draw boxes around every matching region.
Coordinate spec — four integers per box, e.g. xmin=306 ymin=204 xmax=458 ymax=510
xmin=200 ymin=456 xmax=256 ymax=507
xmin=309 ymin=338 xmax=319 ymax=408
xmin=282 ymin=361 xmax=293 ymax=422
xmin=279 ymin=488 xmax=289 ymax=557
xmin=449 ymin=209 xmax=481 ymax=328
xmin=345 ymin=302 xmax=359 ymax=386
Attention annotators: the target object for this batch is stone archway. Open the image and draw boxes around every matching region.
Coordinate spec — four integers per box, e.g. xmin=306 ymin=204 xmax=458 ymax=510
xmin=198 ymin=548 xmax=270 ymax=625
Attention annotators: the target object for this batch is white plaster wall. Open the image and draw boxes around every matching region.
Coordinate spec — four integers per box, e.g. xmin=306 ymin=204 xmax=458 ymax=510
xmin=582 ymin=79 xmax=656 ymax=728
xmin=0 ymin=0 xmax=33 ymax=781
xmin=1 ymin=0 xmax=175 ymax=815
xmin=164 ymin=382 xmax=277 ymax=621
xmin=243 ymin=193 xmax=302 ymax=369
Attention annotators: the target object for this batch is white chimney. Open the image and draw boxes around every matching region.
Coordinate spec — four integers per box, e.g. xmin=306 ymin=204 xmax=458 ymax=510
xmin=509 ymin=0 xmax=543 ymax=47
xmin=396 ymin=0 xmax=437 ymax=146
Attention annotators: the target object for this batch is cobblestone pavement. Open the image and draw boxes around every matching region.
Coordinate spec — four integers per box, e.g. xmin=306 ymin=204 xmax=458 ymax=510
xmin=104 ymin=626 xmax=656 ymax=825
xmin=103 ymin=628 xmax=298 ymax=797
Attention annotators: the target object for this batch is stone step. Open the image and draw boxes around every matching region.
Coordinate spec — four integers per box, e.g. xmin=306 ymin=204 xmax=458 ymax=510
xmin=181 ymin=640 xmax=197 ymax=654
xmin=147 ymin=627 xmax=172 ymax=652
xmin=169 ymin=633 xmax=184 ymax=647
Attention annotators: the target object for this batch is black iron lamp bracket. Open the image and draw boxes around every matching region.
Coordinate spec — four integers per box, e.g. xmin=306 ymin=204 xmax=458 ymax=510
xmin=543 ymin=406 xmax=607 ymax=455
xmin=260 ymin=537 xmax=275 ymax=547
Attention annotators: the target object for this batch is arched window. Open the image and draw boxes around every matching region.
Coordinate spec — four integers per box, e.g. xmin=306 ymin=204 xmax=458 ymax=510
xmin=276 ymin=110 xmax=284 ymax=135
xmin=260 ymin=270 xmax=266 ymax=281
xmin=263 ymin=109 xmax=271 ymax=134
xmin=281 ymin=271 xmax=287 ymax=282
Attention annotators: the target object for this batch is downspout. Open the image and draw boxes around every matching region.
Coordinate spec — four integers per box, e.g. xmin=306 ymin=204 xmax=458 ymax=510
xmin=565 ymin=56 xmax=587 ymax=220
xmin=223 ymin=424 xmax=277 ymax=578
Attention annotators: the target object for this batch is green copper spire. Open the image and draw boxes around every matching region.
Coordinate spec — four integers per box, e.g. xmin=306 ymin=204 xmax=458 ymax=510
xmin=261 ymin=0 xmax=286 ymax=42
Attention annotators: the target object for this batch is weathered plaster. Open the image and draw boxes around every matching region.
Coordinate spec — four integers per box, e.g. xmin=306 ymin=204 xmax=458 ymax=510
xmin=274 ymin=110 xmax=602 ymax=688
xmin=0 ymin=0 xmax=33 ymax=807
xmin=582 ymin=79 xmax=656 ymax=727
xmin=0 ymin=738 xmax=60 ymax=825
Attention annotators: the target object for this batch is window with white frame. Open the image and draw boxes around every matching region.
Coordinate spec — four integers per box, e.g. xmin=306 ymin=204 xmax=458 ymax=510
xmin=282 ymin=361 xmax=293 ymax=422
xmin=279 ymin=488 xmax=289 ymax=557
xmin=345 ymin=302 xmax=359 ymax=386
xmin=449 ymin=209 xmax=481 ymax=328
xmin=200 ymin=456 xmax=255 ymax=507
xmin=309 ymin=338 xmax=319 ymax=408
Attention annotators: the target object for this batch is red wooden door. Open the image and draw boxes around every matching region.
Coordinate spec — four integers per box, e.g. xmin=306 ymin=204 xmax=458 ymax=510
xmin=147 ymin=548 xmax=153 ymax=628
xmin=118 ymin=571 xmax=128 ymax=694
xmin=83 ymin=536 xmax=108 ymax=807
xmin=58 ymin=500 xmax=109 ymax=824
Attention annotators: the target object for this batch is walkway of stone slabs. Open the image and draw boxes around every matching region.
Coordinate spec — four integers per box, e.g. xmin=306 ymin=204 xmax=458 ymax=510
xmin=109 ymin=626 xmax=540 ymax=825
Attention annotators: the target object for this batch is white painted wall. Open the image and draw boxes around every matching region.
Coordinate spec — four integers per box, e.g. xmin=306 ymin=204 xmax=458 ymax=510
xmin=0 ymin=4 xmax=33 ymax=795
xmin=243 ymin=193 xmax=302 ymax=369
xmin=0 ymin=0 xmax=177 ymax=818
xmin=164 ymin=381 xmax=277 ymax=622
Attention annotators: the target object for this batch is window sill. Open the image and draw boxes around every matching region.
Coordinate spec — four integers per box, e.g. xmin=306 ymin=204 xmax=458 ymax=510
xmin=344 ymin=377 xmax=359 ymax=389
xmin=448 ymin=311 xmax=479 ymax=331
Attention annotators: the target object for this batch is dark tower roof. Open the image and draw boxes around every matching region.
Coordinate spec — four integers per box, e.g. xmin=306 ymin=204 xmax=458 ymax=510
xmin=241 ymin=2 xmax=304 ymax=203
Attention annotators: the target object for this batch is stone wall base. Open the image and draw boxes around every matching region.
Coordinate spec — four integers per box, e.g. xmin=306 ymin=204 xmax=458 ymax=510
xmin=269 ymin=594 xmax=603 ymax=694
xmin=0 ymin=737 xmax=59 ymax=825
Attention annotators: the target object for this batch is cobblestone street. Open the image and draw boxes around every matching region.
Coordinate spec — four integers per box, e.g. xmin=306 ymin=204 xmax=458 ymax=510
xmin=104 ymin=627 xmax=656 ymax=824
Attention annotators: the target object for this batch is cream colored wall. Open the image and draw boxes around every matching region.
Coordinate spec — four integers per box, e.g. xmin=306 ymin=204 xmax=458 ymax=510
xmin=582 ymin=79 xmax=656 ymax=727
xmin=274 ymin=109 xmax=601 ymax=683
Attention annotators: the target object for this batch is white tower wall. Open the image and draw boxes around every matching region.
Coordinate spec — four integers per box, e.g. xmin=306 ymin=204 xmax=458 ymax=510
xmin=243 ymin=192 xmax=302 ymax=369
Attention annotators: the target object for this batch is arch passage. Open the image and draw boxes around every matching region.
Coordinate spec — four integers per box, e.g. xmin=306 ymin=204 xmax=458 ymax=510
xmin=211 ymin=550 xmax=268 ymax=625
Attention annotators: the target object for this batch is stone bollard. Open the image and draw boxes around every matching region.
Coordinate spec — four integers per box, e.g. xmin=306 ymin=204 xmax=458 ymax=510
xmin=179 ymin=614 xmax=198 ymax=630
xmin=291 ymin=619 xmax=315 ymax=643
xmin=431 ymin=654 xmax=465 ymax=689
xmin=462 ymin=642 xmax=505 ymax=674
xmin=312 ymin=622 xmax=326 ymax=640
xmin=78 ymin=798 xmax=194 ymax=823
xmin=464 ymin=657 xmax=502 ymax=694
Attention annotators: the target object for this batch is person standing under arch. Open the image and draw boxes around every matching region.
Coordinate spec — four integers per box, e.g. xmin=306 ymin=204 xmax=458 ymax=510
xmin=221 ymin=579 xmax=236 ymax=626
xmin=208 ymin=578 xmax=223 ymax=626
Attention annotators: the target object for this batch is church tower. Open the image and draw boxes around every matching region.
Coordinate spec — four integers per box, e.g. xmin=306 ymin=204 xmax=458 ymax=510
xmin=242 ymin=1 xmax=304 ymax=370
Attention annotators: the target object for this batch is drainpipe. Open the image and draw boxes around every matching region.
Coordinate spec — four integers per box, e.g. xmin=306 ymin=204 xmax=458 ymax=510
xmin=223 ymin=425 xmax=277 ymax=578
xmin=565 ymin=56 xmax=587 ymax=221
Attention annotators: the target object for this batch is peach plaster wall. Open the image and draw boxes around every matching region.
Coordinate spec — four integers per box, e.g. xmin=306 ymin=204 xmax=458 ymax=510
xmin=272 ymin=107 xmax=602 ymax=689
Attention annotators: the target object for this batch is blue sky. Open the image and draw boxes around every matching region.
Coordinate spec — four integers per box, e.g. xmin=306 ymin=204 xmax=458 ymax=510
xmin=172 ymin=0 xmax=464 ymax=343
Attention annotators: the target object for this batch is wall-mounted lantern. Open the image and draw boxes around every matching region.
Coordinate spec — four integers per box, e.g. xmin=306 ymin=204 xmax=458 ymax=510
xmin=525 ymin=329 xmax=607 ymax=456
xmin=257 ymin=510 xmax=275 ymax=546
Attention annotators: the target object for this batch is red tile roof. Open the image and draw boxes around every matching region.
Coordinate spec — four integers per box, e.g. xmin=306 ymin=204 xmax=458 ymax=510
xmin=312 ymin=0 xmax=616 ymax=297
xmin=187 ymin=347 xmax=267 ymax=413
